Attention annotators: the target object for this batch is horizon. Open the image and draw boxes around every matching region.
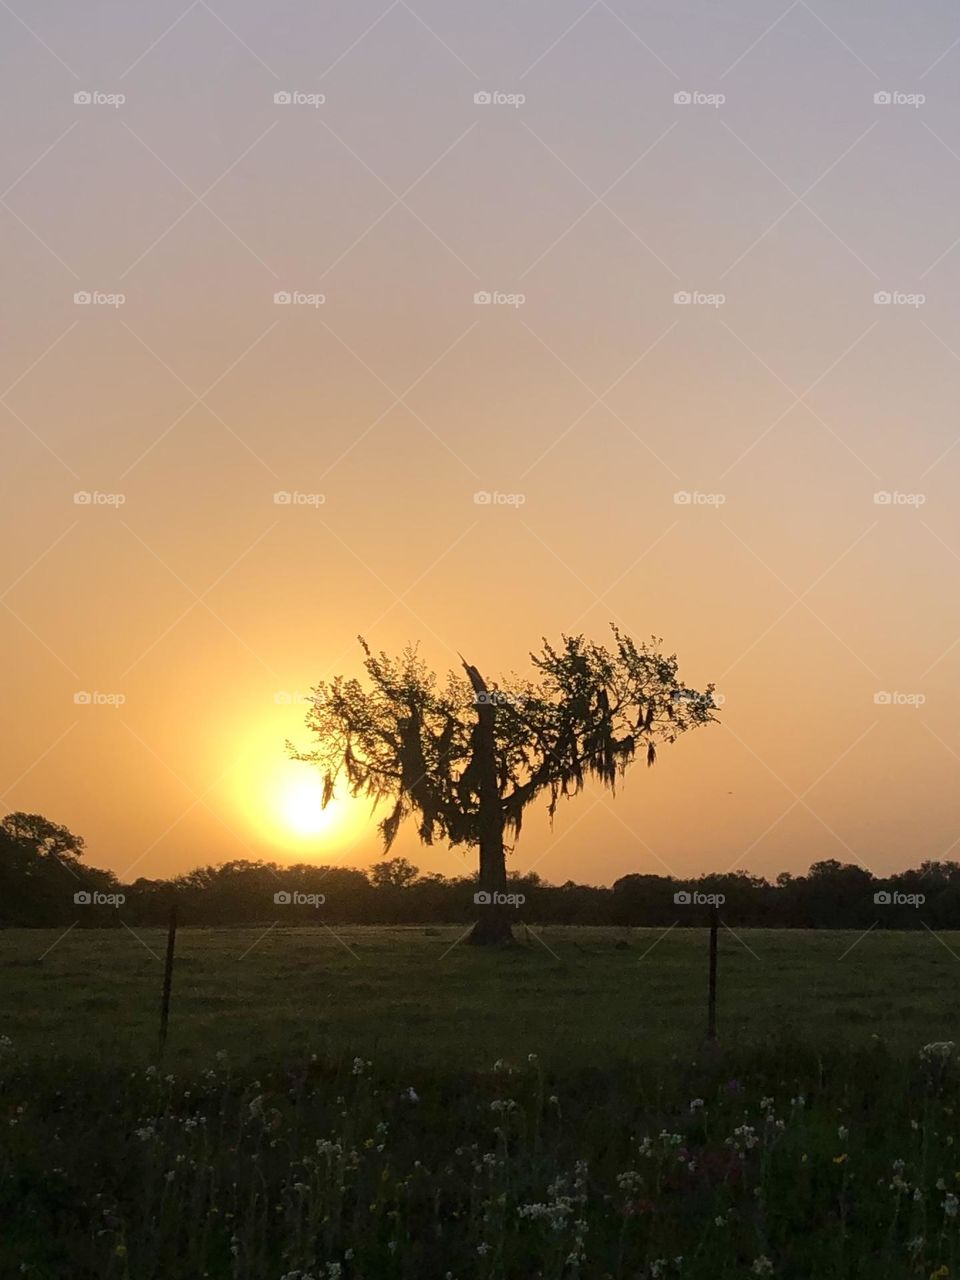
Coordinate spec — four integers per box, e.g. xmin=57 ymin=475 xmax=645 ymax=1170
xmin=5 ymin=0 xmax=960 ymax=886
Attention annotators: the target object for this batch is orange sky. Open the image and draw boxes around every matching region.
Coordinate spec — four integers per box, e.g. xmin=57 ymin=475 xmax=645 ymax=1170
xmin=4 ymin=0 xmax=960 ymax=886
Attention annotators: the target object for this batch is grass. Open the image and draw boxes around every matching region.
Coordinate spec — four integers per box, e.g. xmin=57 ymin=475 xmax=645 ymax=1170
xmin=6 ymin=926 xmax=960 ymax=1278
xmin=4 ymin=924 xmax=960 ymax=1070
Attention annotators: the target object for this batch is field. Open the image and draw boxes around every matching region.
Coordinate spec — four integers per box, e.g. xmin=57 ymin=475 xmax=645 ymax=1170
xmin=5 ymin=923 xmax=960 ymax=1068
xmin=6 ymin=925 xmax=960 ymax=1278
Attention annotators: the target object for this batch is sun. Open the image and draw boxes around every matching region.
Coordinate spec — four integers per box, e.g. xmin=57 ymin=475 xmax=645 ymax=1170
xmin=275 ymin=770 xmax=339 ymax=838
xmin=233 ymin=725 xmax=369 ymax=854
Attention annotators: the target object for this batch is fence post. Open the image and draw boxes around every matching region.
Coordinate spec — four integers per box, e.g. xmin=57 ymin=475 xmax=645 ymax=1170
xmin=158 ymin=902 xmax=178 ymax=1058
xmin=707 ymin=904 xmax=718 ymax=1041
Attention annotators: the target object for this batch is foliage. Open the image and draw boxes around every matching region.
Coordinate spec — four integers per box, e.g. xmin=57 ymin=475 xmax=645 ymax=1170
xmin=291 ymin=629 xmax=716 ymax=853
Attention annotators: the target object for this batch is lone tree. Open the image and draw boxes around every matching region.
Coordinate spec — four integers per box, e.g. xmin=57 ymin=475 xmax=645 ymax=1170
xmin=292 ymin=627 xmax=717 ymax=944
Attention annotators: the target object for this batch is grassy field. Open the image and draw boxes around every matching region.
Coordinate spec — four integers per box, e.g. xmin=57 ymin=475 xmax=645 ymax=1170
xmin=4 ymin=923 xmax=960 ymax=1069
xmin=6 ymin=926 xmax=960 ymax=1279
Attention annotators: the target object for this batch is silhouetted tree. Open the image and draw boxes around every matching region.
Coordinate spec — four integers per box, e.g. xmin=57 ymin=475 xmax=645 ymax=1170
xmin=369 ymin=857 xmax=419 ymax=889
xmin=292 ymin=627 xmax=717 ymax=944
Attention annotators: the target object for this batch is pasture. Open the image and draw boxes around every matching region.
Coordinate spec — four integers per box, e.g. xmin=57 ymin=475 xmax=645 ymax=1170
xmin=4 ymin=923 xmax=959 ymax=1069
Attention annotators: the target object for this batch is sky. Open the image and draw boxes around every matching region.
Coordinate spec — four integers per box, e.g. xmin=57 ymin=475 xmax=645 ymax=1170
xmin=4 ymin=0 xmax=960 ymax=887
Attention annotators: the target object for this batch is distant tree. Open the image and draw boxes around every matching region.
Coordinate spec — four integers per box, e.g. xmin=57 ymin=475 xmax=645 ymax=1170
xmin=292 ymin=628 xmax=717 ymax=944
xmin=0 ymin=811 xmax=102 ymax=925
xmin=2 ymin=812 xmax=85 ymax=865
xmin=369 ymin=857 xmax=420 ymax=890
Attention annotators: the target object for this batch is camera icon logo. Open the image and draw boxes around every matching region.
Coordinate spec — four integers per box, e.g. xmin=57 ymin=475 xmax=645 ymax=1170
xmin=874 ymin=890 xmax=891 ymax=904
xmin=673 ymin=491 xmax=692 ymax=504
xmin=274 ymin=91 xmax=292 ymax=105
xmin=73 ymin=491 xmax=92 ymax=504
xmin=474 ymin=91 xmax=492 ymax=105
xmin=74 ymin=890 xmax=91 ymax=904
xmin=674 ymin=91 xmax=692 ymax=105
xmin=874 ymin=691 xmax=892 ymax=704
xmin=474 ymin=291 xmax=492 ymax=305
xmin=474 ymin=890 xmax=492 ymax=905
xmin=273 ymin=491 xmax=292 ymax=504
xmin=73 ymin=691 xmax=92 ymax=704
xmin=274 ymin=291 xmax=292 ymax=304
xmin=874 ymin=91 xmax=892 ymax=105
xmin=673 ymin=890 xmax=691 ymax=905
xmin=473 ymin=491 xmax=492 ymax=504
xmin=874 ymin=291 xmax=892 ymax=305
xmin=74 ymin=91 xmax=92 ymax=105
xmin=74 ymin=291 xmax=92 ymax=305
xmin=274 ymin=890 xmax=292 ymax=905
xmin=673 ymin=291 xmax=691 ymax=305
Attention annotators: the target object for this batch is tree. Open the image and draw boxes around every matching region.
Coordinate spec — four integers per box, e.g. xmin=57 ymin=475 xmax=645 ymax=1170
xmin=0 ymin=811 xmax=98 ymax=926
xmin=2 ymin=812 xmax=85 ymax=865
xmin=369 ymin=857 xmax=420 ymax=890
xmin=293 ymin=626 xmax=717 ymax=944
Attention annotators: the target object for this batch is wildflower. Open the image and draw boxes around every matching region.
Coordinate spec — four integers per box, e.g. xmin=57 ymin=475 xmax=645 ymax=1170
xmin=838 ymin=1125 xmax=849 ymax=1141
xmin=833 ymin=1154 xmax=848 ymax=1165
xmin=352 ymin=1057 xmax=369 ymax=1076
xmin=689 ymin=1098 xmax=705 ymax=1112
xmin=491 ymin=1099 xmax=518 ymax=1114
xmin=401 ymin=1087 xmax=419 ymax=1103
xmin=944 ymin=1193 xmax=959 ymax=1218
xmin=751 ymin=1257 xmax=774 ymax=1276
xmin=726 ymin=1124 xmax=759 ymax=1154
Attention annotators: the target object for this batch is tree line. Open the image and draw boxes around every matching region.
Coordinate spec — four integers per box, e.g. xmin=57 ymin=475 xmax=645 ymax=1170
xmin=2 ymin=811 xmax=958 ymax=930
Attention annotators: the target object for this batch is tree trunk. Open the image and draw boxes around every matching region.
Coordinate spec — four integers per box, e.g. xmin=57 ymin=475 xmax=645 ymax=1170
xmin=461 ymin=659 xmax=513 ymax=945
